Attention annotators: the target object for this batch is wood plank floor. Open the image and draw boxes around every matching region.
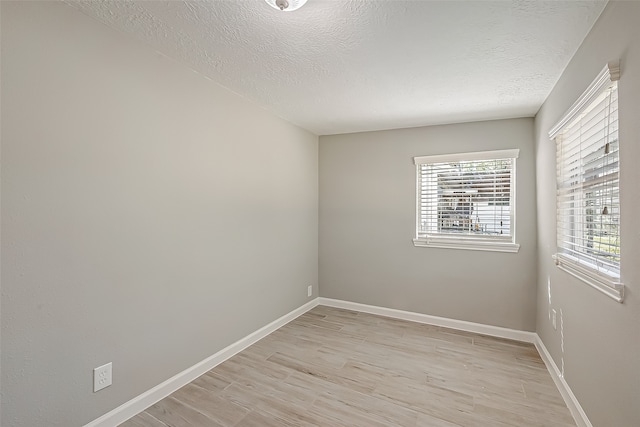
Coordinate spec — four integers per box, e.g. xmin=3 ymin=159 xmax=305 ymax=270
xmin=120 ymin=306 xmax=576 ymax=427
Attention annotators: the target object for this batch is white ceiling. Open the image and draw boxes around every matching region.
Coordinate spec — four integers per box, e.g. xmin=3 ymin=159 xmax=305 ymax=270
xmin=66 ymin=0 xmax=607 ymax=135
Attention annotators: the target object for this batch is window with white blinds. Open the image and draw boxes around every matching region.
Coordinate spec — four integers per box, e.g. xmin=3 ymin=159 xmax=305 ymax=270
xmin=549 ymin=61 xmax=623 ymax=302
xmin=413 ymin=149 xmax=520 ymax=253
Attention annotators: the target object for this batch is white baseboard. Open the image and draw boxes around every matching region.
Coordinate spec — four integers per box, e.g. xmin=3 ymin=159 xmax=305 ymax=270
xmin=86 ymin=296 xmax=589 ymax=427
xmin=319 ymin=298 xmax=589 ymax=427
xmin=534 ymin=336 xmax=592 ymax=427
xmin=318 ymin=297 xmax=536 ymax=343
xmin=84 ymin=298 xmax=319 ymax=427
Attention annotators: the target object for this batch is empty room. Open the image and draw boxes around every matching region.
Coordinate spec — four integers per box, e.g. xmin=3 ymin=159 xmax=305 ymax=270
xmin=1 ymin=1 xmax=638 ymax=426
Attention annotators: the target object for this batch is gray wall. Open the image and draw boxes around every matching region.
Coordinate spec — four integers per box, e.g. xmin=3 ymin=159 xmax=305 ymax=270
xmin=0 ymin=2 xmax=318 ymax=426
xmin=319 ymin=118 xmax=537 ymax=331
xmin=534 ymin=2 xmax=640 ymax=426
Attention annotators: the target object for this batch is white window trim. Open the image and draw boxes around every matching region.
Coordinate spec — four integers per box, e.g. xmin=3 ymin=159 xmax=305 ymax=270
xmin=413 ymin=236 xmax=520 ymax=253
xmin=552 ymin=253 xmax=624 ymax=302
xmin=548 ymin=61 xmax=620 ymax=140
xmin=413 ymin=149 xmax=520 ymax=253
xmin=414 ymin=149 xmax=520 ymax=164
xmin=549 ymin=60 xmax=624 ymax=303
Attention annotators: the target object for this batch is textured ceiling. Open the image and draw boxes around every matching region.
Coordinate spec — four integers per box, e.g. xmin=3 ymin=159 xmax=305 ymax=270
xmin=66 ymin=0 xmax=607 ymax=135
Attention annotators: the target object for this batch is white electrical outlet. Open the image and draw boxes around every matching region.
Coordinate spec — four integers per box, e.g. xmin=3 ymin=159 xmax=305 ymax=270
xmin=307 ymin=285 xmax=313 ymax=297
xmin=552 ymin=309 xmax=557 ymax=330
xmin=93 ymin=362 xmax=112 ymax=392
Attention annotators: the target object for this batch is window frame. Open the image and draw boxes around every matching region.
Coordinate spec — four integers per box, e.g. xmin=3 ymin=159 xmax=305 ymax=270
xmin=413 ymin=149 xmax=520 ymax=253
xmin=549 ymin=61 xmax=624 ymax=302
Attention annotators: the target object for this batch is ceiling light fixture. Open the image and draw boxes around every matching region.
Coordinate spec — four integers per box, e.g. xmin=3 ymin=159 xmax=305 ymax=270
xmin=265 ymin=0 xmax=308 ymax=12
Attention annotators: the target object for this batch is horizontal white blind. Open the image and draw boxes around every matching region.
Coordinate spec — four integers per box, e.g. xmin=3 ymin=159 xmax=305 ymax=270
xmin=556 ymin=82 xmax=620 ymax=278
xmin=416 ymin=155 xmax=516 ymax=241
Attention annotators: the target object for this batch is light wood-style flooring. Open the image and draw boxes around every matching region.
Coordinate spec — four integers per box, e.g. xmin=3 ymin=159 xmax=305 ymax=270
xmin=120 ymin=306 xmax=575 ymax=426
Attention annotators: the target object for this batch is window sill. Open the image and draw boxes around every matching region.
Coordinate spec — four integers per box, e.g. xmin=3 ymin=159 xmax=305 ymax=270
xmin=553 ymin=253 xmax=624 ymax=303
xmin=413 ymin=238 xmax=520 ymax=253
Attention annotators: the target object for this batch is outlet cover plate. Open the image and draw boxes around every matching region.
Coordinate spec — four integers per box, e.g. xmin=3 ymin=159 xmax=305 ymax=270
xmin=307 ymin=285 xmax=313 ymax=297
xmin=94 ymin=362 xmax=112 ymax=392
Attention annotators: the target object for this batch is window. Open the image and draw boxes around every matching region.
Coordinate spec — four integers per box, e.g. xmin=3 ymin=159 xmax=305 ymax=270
xmin=549 ymin=61 xmax=624 ymax=302
xmin=413 ymin=149 xmax=520 ymax=253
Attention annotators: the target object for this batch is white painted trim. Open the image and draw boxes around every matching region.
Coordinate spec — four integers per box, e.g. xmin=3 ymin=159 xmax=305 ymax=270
xmin=535 ymin=335 xmax=593 ymax=427
xmin=413 ymin=238 xmax=520 ymax=253
xmin=84 ymin=296 xmax=591 ymax=427
xmin=84 ymin=298 xmax=320 ymax=427
xmin=414 ymin=148 xmax=519 ymax=165
xmin=548 ymin=61 xmax=620 ymax=139
xmin=553 ymin=253 xmax=624 ymax=302
xmin=318 ymin=298 xmax=536 ymax=343
xmin=318 ymin=298 xmax=590 ymax=427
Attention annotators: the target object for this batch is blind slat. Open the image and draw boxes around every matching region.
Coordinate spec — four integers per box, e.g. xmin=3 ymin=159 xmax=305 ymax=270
xmin=417 ymin=155 xmax=516 ymax=239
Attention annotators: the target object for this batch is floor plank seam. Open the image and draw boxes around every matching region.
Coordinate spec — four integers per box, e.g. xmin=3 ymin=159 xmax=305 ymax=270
xmin=120 ymin=306 xmax=576 ymax=427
